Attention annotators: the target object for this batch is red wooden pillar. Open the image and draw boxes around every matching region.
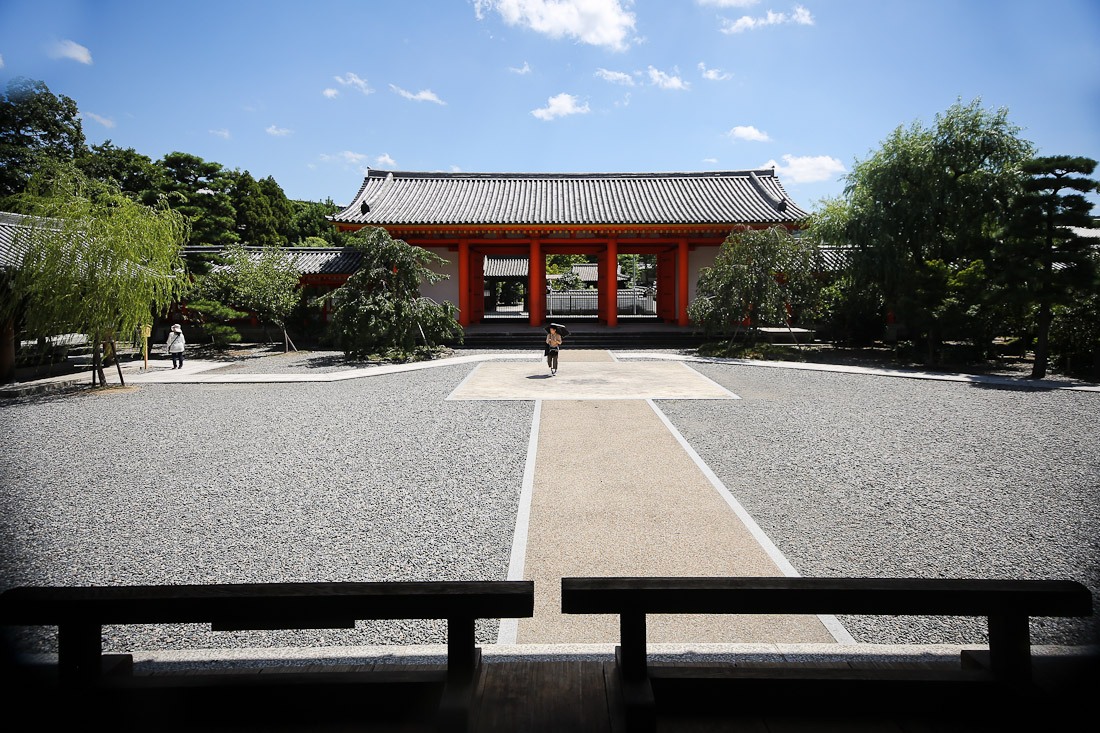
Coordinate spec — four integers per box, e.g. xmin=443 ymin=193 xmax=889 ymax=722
xmin=656 ymin=251 xmax=676 ymax=322
xmin=528 ymin=239 xmax=544 ymax=326
xmin=458 ymin=240 xmax=470 ymax=326
xmin=604 ymin=238 xmax=618 ymax=327
xmin=471 ymin=252 xmax=486 ymax=323
xmin=678 ymin=239 xmax=690 ymax=326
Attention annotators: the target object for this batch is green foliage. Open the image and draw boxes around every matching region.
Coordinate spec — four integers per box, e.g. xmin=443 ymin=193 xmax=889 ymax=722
xmin=1048 ymin=284 xmax=1100 ymax=379
xmin=202 ymin=243 xmax=301 ymax=333
xmin=158 ymin=152 xmax=238 ymax=247
xmin=77 ymin=140 xmax=165 ymax=204
xmin=324 ymin=227 xmax=462 ymax=359
xmin=289 ymin=198 xmax=347 ymax=245
xmin=546 ymin=254 xmax=588 ymax=274
xmin=552 ymin=270 xmax=584 ymax=290
xmin=0 ymin=77 xmax=87 ymax=199
xmin=999 ymin=156 xmax=1098 ymax=377
xmin=184 ymin=298 xmax=247 ymax=346
xmin=817 ymin=98 xmax=1035 ymax=362
xmin=229 ymin=170 xmax=283 ymax=247
xmin=257 ymin=176 xmax=293 ymax=242
xmin=688 ymin=226 xmax=821 ymax=343
xmin=6 ymin=167 xmax=189 ymax=368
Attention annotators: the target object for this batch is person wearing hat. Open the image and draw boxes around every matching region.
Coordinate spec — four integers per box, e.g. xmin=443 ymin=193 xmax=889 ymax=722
xmin=166 ymin=323 xmax=186 ymax=369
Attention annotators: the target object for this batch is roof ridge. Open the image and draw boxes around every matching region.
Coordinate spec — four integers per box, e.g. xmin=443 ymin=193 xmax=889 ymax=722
xmin=364 ymin=168 xmax=777 ymax=180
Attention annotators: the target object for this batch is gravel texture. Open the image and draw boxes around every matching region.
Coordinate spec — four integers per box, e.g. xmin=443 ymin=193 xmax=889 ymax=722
xmin=655 ymin=362 xmax=1100 ymax=647
xmin=1 ymin=360 xmax=533 ymax=653
xmin=2 ymin=349 xmax=1097 ymax=658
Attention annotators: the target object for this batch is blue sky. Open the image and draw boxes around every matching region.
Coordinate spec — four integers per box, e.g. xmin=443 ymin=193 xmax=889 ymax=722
xmin=1 ymin=0 xmax=1098 ymax=213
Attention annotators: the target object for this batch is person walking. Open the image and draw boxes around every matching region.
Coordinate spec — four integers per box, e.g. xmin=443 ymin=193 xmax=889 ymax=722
xmin=545 ymin=324 xmax=563 ymax=375
xmin=166 ymin=323 xmax=186 ymax=369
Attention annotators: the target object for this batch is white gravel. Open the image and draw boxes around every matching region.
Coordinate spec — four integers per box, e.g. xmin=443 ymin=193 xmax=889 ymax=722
xmin=1 ymin=350 xmax=1097 ymax=657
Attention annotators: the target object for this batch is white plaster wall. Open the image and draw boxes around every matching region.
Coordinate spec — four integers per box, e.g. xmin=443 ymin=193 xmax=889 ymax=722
xmin=420 ymin=247 xmax=459 ymax=306
xmin=687 ymin=246 xmax=720 ymax=304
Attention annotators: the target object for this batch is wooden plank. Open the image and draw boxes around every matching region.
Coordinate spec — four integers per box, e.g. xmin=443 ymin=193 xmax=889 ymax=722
xmin=561 ymin=577 xmax=1093 ymax=617
xmin=474 ymin=660 xmax=612 ymax=733
xmin=0 ymin=580 xmax=536 ymax=625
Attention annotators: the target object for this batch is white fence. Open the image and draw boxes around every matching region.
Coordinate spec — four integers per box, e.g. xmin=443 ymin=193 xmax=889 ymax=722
xmin=546 ymin=289 xmax=656 ymax=316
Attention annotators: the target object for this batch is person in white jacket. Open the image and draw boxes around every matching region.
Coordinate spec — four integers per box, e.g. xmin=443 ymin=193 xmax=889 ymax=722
xmin=166 ymin=323 xmax=186 ymax=369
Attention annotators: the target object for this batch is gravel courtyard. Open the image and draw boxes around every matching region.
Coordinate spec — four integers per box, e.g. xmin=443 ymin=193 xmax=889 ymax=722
xmin=1 ymin=350 xmax=1097 ymax=656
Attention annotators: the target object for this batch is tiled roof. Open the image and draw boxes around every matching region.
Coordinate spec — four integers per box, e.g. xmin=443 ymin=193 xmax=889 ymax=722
xmin=330 ymin=169 xmax=809 ymax=227
xmin=288 ymin=248 xmax=363 ymax=275
xmin=484 ymin=257 xmax=528 ymax=278
xmin=0 ymin=212 xmax=42 ymax=270
xmin=482 ymin=258 xmax=626 ymax=281
xmin=183 ymin=247 xmax=363 ymax=276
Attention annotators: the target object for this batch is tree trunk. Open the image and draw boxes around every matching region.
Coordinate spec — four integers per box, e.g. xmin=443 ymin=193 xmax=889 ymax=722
xmin=1031 ymin=299 xmax=1052 ymax=379
xmin=0 ymin=317 xmax=14 ymax=383
xmin=112 ymin=339 xmax=125 ymax=386
xmin=91 ymin=337 xmax=106 ymax=387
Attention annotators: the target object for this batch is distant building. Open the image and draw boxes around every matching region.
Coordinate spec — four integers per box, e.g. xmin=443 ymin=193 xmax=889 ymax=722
xmin=329 ymin=169 xmax=809 ymax=327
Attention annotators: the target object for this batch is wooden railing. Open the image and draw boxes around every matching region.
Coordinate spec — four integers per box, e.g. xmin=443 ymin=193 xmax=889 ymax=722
xmin=561 ymin=576 xmax=1094 ymax=733
xmin=2 ymin=580 xmax=535 ymax=732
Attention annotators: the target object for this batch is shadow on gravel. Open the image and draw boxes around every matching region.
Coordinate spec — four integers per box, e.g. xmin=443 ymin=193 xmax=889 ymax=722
xmin=302 ymin=354 xmax=348 ymax=369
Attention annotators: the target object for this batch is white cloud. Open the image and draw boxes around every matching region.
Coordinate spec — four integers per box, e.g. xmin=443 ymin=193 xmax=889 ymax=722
xmin=320 ymin=151 xmax=369 ymax=166
xmin=376 ymin=153 xmax=397 ymax=167
xmin=647 ymin=66 xmax=689 ymax=90
xmin=703 ymin=157 xmax=719 ymax=164
xmin=0 ymin=54 xmax=5 ymax=69
xmin=697 ymin=0 xmax=758 ymax=6
xmin=720 ymin=4 xmax=814 ymax=34
xmin=266 ymin=124 xmax=292 ymax=136
xmin=209 ymin=129 xmax=231 ymax=139
xmin=389 ymin=84 xmax=446 ymax=105
xmin=698 ymin=62 xmax=732 ymax=81
xmin=474 ymin=0 xmax=637 ymax=51
xmin=531 ymin=92 xmax=590 ymax=120
xmin=47 ymin=39 xmax=92 ymax=64
xmin=509 ymin=61 xmax=532 ymax=74
xmin=728 ymin=125 xmax=770 ymax=142
xmin=595 ymin=68 xmax=634 ymax=85
xmin=762 ymin=154 xmax=846 ymax=183
xmin=334 ymin=72 xmax=373 ymax=95
xmin=322 ymin=88 xmax=339 ymax=98
xmin=450 ymin=165 xmax=463 ymax=172
xmin=82 ymin=112 xmax=115 ymax=129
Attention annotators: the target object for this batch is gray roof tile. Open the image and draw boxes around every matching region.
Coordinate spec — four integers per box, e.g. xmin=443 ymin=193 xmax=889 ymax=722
xmin=331 ymin=169 xmax=809 ymax=227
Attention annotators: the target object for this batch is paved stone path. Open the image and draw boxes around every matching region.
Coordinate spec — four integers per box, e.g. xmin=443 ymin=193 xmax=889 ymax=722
xmin=448 ymin=349 xmax=838 ymax=645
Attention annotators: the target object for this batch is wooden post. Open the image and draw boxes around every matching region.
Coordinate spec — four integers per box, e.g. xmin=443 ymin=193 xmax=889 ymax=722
xmin=112 ymin=340 xmax=125 ymax=386
xmin=141 ymin=324 xmax=151 ymax=371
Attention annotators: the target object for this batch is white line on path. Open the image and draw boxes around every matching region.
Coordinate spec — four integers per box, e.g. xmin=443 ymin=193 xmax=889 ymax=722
xmin=497 ymin=399 xmax=542 ymax=645
xmin=645 ymin=398 xmax=857 ymax=644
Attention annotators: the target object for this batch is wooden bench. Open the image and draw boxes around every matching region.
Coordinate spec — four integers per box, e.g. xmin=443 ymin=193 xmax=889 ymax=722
xmin=1 ymin=580 xmax=534 ymax=732
xmin=561 ymin=576 xmax=1093 ymax=732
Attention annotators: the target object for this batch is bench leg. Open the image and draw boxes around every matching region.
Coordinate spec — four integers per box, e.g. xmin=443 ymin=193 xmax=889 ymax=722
xmin=57 ymin=621 xmax=102 ymax=685
xmin=438 ymin=616 xmax=480 ymax=733
xmin=617 ymin=613 xmax=655 ymax=733
xmin=988 ymin=614 xmax=1032 ymax=683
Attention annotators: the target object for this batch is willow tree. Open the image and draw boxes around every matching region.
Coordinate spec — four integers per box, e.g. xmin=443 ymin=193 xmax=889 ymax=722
xmin=9 ymin=167 xmax=189 ymax=385
xmin=831 ymin=99 xmax=1034 ymax=362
